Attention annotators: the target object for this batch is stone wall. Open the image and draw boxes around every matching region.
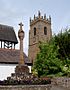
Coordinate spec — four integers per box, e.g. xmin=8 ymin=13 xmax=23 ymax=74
xmin=0 ymin=85 xmax=51 ymax=90
xmin=51 ymin=77 xmax=70 ymax=88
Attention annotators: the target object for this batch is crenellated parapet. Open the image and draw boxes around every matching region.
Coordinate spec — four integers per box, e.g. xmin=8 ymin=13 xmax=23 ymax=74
xmin=30 ymin=11 xmax=51 ymax=26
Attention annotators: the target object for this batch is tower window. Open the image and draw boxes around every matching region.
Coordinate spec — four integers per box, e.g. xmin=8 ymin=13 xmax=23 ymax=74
xmin=44 ymin=27 xmax=47 ymax=35
xmin=34 ymin=27 xmax=36 ymax=36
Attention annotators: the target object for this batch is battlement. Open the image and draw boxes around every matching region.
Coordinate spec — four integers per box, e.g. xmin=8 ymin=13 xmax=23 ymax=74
xmin=30 ymin=11 xmax=51 ymax=25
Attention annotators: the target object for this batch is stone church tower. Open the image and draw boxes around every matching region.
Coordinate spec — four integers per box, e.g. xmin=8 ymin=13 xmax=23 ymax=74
xmin=28 ymin=11 xmax=52 ymax=63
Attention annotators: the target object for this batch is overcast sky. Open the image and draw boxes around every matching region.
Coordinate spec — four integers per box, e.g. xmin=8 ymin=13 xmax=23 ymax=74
xmin=0 ymin=0 xmax=70 ymax=80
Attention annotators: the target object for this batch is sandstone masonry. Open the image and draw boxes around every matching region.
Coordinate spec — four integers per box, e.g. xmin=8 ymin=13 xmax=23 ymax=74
xmin=28 ymin=11 xmax=52 ymax=63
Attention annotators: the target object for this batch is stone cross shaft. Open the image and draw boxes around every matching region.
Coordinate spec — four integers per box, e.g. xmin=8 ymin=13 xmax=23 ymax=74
xmin=18 ymin=22 xmax=24 ymax=65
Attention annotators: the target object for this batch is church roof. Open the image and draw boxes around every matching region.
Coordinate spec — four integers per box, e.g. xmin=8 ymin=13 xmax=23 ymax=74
xmin=0 ymin=24 xmax=18 ymax=44
xmin=0 ymin=49 xmax=29 ymax=64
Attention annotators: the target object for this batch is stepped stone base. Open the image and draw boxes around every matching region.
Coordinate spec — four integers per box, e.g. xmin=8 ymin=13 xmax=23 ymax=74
xmin=14 ymin=65 xmax=29 ymax=80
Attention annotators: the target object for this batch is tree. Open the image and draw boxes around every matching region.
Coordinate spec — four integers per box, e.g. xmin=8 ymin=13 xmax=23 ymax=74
xmin=54 ymin=29 xmax=70 ymax=60
xmin=33 ymin=42 xmax=63 ymax=77
xmin=54 ymin=29 xmax=70 ymax=76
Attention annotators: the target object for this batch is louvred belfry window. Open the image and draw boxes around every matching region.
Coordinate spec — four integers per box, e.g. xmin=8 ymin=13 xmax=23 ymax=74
xmin=44 ymin=27 xmax=47 ymax=35
xmin=34 ymin=27 xmax=36 ymax=36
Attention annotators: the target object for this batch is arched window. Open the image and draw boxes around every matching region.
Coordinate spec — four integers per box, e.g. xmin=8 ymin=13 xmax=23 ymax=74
xmin=34 ymin=27 xmax=36 ymax=36
xmin=44 ymin=27 xmax=47 ymax=35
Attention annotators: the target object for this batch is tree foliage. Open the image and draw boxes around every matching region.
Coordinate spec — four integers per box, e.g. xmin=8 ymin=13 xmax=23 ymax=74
xmin=33 ymin=28 xmax=70 ymax=77
xmin=34 ymin=42 xmax=63 ymax=77
xmin=54 ymin=29 xmax=70 ymax=60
